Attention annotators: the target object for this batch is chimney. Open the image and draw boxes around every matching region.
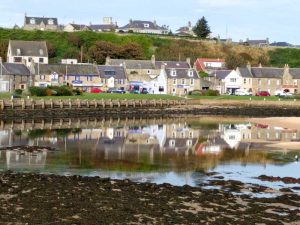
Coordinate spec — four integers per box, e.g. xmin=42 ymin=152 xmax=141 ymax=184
xmin=151 ymin=55 xmax=156 ymax=65
xmin=188 ymin=21 xmax=192 ymax=28
xmin=246 ymin=61 xmax=251 ymax=70
xmin=186 ymin=58 xmax=191 ymax=66
xmin=258 ymin=63 xmax=262 ymax=68
xmin=161 ymin=63 xmax=166 ymax=70
xmin=153 ymin=20 xmax=157 ymax=26
xmin=129 ymin=19 xmax=133 ymax=24
xmin=105 ymin=56 xmax=111 ymax=65
xmin=284 ymin=64 xmax=290 ymax=73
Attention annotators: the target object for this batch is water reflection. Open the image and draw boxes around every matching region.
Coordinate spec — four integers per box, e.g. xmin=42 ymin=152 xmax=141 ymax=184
xmin=0 ymin=117 xmax=299 ymax=188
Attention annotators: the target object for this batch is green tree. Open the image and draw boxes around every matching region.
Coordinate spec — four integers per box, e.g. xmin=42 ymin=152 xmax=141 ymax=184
xmin=193 ymin=17 xmax=211 ymax=39
xmin=225 ymin=54 xmax=246 ymax=69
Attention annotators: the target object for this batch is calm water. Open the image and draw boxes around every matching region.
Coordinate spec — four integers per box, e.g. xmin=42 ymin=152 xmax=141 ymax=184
xmin=0 ymin=117 xmax=299 ymax=192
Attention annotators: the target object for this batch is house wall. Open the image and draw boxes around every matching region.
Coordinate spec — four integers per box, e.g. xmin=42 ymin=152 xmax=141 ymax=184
xmin=251 ymin=78 xmax=281 ymax=95
xmin=64 ymin=24 xmax=75 ymax=32
xmin=64 ymin=75 xmax=102 ymax=91
xmin=167 ymin=78 xmax=200 ymax=96
xmin=24 ymin=24 xmax=58 ymax=31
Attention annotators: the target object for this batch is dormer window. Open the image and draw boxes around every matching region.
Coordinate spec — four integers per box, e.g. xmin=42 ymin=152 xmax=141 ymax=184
xmin=144 ymin=23 xmax=150 ymax=28
xmin=39 ymin=49 xmax=44 ymax=56
xmin=188 ymin=70 xmax=193 ymax=77
xmin=30 ymin=18 xmax=35 ymax=24
xmin=48 ymin=19 xmax=54 ymax=25
xmin=147 ymin=70 xmax=151 ymax=74
xmin=171 ymin=70 xmax=176 ymax=76
xmin=104 ymin=70 xmax=116 ymax=76
xmin=16 ymin=49 xmax=21 ymax=56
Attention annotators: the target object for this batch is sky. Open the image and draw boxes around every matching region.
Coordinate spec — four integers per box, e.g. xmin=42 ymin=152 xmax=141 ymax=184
xmin=0 ymin=0 xmax=299 ymax=44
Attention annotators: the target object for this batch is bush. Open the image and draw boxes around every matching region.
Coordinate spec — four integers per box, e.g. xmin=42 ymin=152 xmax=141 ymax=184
xmin=29 ymin=86 xmax=47 ymax=96
xmin=14 ymin=89 xmax=23 ymax=95
xmin=73 ymin=88 xmax=83 ymax=96
xmin=189 ymin=89 xmax=220 ymax=96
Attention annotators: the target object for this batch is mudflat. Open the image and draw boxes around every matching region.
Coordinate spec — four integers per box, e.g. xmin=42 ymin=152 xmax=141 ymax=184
xmin=0 ymin=172 xmax=299 ymax=224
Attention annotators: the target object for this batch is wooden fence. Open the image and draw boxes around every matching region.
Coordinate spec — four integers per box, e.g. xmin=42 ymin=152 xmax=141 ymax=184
xmin=0 ymin=99 xmax=187 ymax=111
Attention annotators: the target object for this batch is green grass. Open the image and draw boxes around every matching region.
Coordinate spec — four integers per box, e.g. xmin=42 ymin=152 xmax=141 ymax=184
xmin=0 ymin=92 xmax=12 ymax=99
xmin=188 ymin=95 xmax=299 ymax=101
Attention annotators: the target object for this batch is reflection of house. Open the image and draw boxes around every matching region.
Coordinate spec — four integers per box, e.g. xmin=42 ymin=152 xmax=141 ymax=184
xmin=24 ymin=15 xmax=58 ymax=31
xmin=7 ymin=40 xmax=49 ymax=66
xmin=6 ymin=150 xmax=47 ymax=170
xmin=118 ymin=20 xmax=168 ymax=34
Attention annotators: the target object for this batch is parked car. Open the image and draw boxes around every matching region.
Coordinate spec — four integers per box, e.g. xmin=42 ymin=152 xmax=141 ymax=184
xmin=255 ymin=91 xmax=270 ymax=97
xmin=235 ymin=89 xmax=252 ymax=96
xmin=90 ymin=88 xmax=104 ymax=94
xmin=107 ymin=88 xmax=126 ymax=94
xmin=141 ymin=89 xmax=149 ymax=94
xmin=130 ymin=89 xmax=140 ymax=94
xmin=275 ymin=90 xmax=293 ymax=97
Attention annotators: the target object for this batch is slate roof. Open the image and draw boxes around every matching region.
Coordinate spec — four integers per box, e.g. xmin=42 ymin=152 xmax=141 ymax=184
xmin=211 ymin=70 xmax=232 ymax=80
xmin=90 ymin=24 xmax=116 ymax=31
xmin=119 ymin=20 xmax=168 ymax=31
xmin=238 ymin=67 xmax=253 ymax=78
xmin=165 ymin=68 xmax=199 ymax=79
xmin=35 ymin=64 xmax=99 ymax=75
xmin=156 ymin=61 xmax=191 ymax=69
xmin=108 ymin=59 xmax=156 ymax=70
xmin=69 ymin=24 xmax=92 ymax=31
xmin=2 ymin=63 xmax=30 ymax=76
xmin=270 ymin=42 xmax=292 ymax=47
xmin=288 ymin=69 xmax=300 ymax=79
xmin=251 ymin=67 xmax=284 ymax=78
xmin=98 ymin=65 xmax=126 ymax=79
xmin=25 ymin=16 xmax=58 ymax=26
xmin=9 ymin=40 xmax=48 ymax=57
xmin=244 ymin=40 xmax=269 ymax=46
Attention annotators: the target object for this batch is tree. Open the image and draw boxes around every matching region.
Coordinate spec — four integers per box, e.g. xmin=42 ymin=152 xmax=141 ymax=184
xmin=225 ymin=54 xmax=246 ymax=69
xmin=88 ymin=41 xmax=119 ymax=64
xmin=119 ymin=42 xmax=143 ymax=59
xmin=193 ymin=17 xmax=211 ymax=39
xmin=46 ymin=42 xmax=56 ymax=58
xmin=0 ymin=40 xmax=8 ymax=62
xmin=67 ymin=33 xmax=82 ymax=48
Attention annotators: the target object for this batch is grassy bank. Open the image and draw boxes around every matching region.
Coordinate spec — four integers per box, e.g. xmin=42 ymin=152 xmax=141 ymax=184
xmin=188 ymin=95 xmax=299 ymax=101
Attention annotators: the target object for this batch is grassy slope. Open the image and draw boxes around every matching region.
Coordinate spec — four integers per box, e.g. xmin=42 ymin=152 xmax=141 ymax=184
xmin=1 ymin=28 xmax=300 ymax=67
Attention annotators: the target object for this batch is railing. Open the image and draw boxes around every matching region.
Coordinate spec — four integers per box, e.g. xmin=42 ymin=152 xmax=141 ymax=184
xmin=0 ymin=99 xmax=187 ymax=111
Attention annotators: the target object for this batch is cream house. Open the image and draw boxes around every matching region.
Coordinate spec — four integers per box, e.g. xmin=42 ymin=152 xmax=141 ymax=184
xmin=7 ymin=40 xmax=48 ymax=66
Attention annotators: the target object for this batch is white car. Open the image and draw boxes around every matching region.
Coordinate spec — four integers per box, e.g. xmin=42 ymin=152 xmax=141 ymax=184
xmin=275 ymin=90 xmax=293 ymax=97
xmin=235 ymin=89 xmax=252 ymax=96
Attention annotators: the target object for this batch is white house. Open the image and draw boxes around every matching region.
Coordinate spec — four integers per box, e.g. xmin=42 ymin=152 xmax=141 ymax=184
xmin=223 ymin=70 xmax=243 ymax=94
xmin=7 ymin=40 xmax=48 ymax=66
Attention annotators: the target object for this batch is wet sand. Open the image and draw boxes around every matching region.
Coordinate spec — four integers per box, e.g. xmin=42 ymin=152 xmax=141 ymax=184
xmin=0 ymin=172 xmax=299 ymax=224
xmin=250 ymin=117 xmax=300 ymax=130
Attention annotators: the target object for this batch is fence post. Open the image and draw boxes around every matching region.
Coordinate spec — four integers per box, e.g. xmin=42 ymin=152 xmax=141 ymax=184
xmin=31 ymin=99 xmax=35 ymax=109
xmin=50 ymin=99 xmax=53 ymax=109
xmin=41 ymin=99 xmax=45 ymax=109
xmin=11 ymin=100 xmax=14 ymax=109
xmin=94 ymin=99 xmax=97 ymax=108
xmin=69 ymin=99 xmax=72 ymax=109
xmin=0 ymin=99 xmax=4 ymax=110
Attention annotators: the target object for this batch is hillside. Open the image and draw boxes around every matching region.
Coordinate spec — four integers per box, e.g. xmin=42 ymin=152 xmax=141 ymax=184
xmin=0 ymin=28 xmax=299 ymax=68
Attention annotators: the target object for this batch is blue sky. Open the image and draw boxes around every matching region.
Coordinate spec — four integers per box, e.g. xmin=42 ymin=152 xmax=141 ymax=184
xmin=0 ymin=0 xmax=299 ymax=44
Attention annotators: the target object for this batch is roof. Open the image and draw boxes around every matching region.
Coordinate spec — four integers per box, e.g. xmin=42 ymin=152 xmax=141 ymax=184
xmin=9 ymin=40 xmax=48 ymax=57
xmin=156 ymin=61 xmax=191 ymax=69
xmin=98 ymin=65 xmax=126 ymax=79
xmin=165 ymin=68 xmax=199 ymax=79
xmin=127 ymin=73 xmax=154 ymax=82
xmin=2 ymin=63 xmax=30 ymax=76
xmin=195 ymin=58 xmax=226 ymax=71
xmin=107 ymin=59 xmax=156 ymax=70
xmin=212 ymin=70 xmax=232 ymax=80
xmin=251 ymin=67 xmax=284 ymax=78
xmin=69 ymin=24 xmax=92 ymax=31
xmin=288 ymin=68 xmax=300 ymax=79
xmin=270 ymin=42 xmax=292 ymax=47
xmin=25 ymin=16 xmax=58 ymax=26
xmin=238 ymin=67 xmax=253 ymax=78
xmin=244 ymin=40 xmax=269 ymax=45
xmin=119 ymin=20 xmax=168 ymax=31
xmin=90 ymin=24 xmax=116 ymax=31
xmin=35 ymin=64 xmax=99 ymax=75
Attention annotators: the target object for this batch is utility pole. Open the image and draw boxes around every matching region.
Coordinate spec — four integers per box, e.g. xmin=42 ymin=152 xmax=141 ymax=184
xmin=80 ymin=46 xmax=83 ymax=63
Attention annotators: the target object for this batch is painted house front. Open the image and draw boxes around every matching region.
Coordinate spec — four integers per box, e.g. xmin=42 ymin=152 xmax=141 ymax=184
xmin=98 ymin=65 xmax=127 ymax=91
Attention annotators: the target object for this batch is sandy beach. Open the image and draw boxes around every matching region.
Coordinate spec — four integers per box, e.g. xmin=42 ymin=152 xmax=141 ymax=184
xmin=249 ymin=117 xmax=300 ymax=130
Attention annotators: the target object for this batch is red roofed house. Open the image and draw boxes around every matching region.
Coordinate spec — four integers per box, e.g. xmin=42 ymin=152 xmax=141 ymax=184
xmin=194 ymin=58 xmax=226 ymax=73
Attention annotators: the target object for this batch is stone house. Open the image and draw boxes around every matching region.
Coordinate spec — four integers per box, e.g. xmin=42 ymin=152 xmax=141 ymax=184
xmin=90 ymin=17 xmax=117 ymax=32
xmin=7 ymin=40 xmax=48 ymax=66
xmin=176 ymin=22 xmax=196 ymax=37
xmin=0 ymin=62 xmax=31 ymax=92
xmin=23 ymin=15 xmax=58 ymax=31
xmin=97 ymin=65 xmax=127 ymax=91
xmin=117 ymin=20 xmax=168 ymax=34
xmin=64 ymin=24 xmax=92 ymax=32
xmin=33 ymin=64 xmax=67 ymax=87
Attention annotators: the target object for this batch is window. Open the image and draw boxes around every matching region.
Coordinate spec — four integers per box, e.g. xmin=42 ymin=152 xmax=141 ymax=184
xmin=277 ymin=80 xmax=281 ymax=85
xmin=144 ymin=23 xmax=150 ymax=28
xmin=294 ymin=80 xmax=298 ymax=86
xmin=172 ymin=132 xmax=176 ymax=138
xmin=39 ymin=49 xmax=44 ymax=56
xmin=48 ymin=19 xmax=54 ymax=25
xmin=173 ymin=79 xmax=177 ymax=85
xmin=190 ymin=79 xmax=194 ymax=85
xmin=188 ymin=70 xmax=193 ymax=77
xmin=172 ymin=88 xmax=176 ymax=93
xmin=189 ymin=132 xmax=193 ymax=138
xmin=20 ymin=84 xmax=25 ymax=89
xmin=147 ymin=70 xmax=151 ymax=74
xmin=244 ymin=79 xmax=247 ymax=84
xmin=39 ymin=58 xmax=44 ymax=63
xmin=16 ymin=49 xmax=21 ymax=56
xmin=40 ymin=75 xmax=45 ymax=80
xmin=186 ymin=140 xmax=193 ymax=147
xmin=14 ymin=57 xmax=22 ymax=63
xmin=75 ymin=76 xmax=80 ymax=81
xmin=182 ymin=79 xmax=185 ymax=85
xmin=230 ymin=78 xmax=237 ymax=82
xmin=104 ymin=70 xmax=116 ymax=76
xmin=171 ymin=70 xmax=176 ymax=76
xmin=87 ymin=76 xmax=93 ymax=81
xmin=159 ymin=86 xmax=164 ymax=92
xmin=30 ymin=18 xmax=35 ymax=24
xmin=169 ymin=140 xmax=176 ymax=147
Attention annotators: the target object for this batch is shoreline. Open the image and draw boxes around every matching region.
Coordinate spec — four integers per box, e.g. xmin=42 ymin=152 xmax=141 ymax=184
xmin=0 ymin=172 xmax=299 ymax=224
